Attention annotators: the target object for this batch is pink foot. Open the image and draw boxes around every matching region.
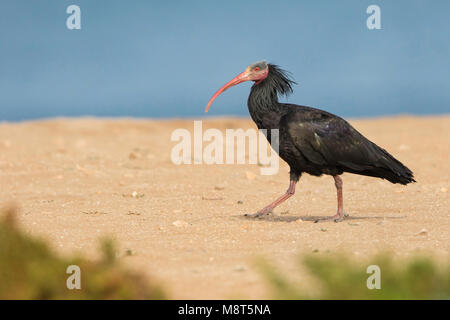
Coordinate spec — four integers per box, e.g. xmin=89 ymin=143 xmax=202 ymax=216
xmin=244 ymin=207 xmax=274 ymax=219
xmin=314 ymin=212 xmax=348 ymax=223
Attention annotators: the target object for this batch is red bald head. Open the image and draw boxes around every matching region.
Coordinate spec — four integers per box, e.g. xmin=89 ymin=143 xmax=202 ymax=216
xmin=205 ymin=61 xmax=268 ymax=112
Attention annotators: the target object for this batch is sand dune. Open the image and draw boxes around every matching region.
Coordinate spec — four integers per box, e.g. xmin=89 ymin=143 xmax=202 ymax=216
xmin=0 ymin=115 xmax=448 ymax=299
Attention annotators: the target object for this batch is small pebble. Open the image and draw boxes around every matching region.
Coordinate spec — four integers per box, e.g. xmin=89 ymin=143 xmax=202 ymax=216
xmin=127 ymin=211 xmax=141 ymax=215
xmin=173 ymin=220 xmax=189 ymax=227
xmin=214 ymin=183 xmax=226 ymax=190
xmin=129 ymin=152 xmax=138 ymax=160
xmin=416 ymin=229 xmax=428 ymax=236
xmin=232 ymin=266 xmax=246 ymax=272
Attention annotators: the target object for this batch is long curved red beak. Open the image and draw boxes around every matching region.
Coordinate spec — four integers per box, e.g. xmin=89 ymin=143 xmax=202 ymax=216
xmin=205 ymin=70 xmax=249 ymax=112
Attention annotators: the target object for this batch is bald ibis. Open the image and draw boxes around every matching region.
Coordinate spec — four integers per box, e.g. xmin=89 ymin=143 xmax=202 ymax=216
xmin=205 ymin=61 xmax=415 ymax=222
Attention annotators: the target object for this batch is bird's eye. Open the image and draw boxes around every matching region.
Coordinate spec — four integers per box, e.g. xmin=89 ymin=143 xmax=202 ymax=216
xmin=254 ymin=67 xmax=260 ymax=72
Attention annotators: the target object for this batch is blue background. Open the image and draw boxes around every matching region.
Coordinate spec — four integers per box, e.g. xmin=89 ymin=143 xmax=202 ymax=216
xmin=1 ymin=0 xmax=449 ymax=121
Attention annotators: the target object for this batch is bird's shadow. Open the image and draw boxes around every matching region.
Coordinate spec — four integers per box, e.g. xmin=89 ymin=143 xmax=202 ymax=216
xmin=237 ymin=213 xmax=407 ymax=223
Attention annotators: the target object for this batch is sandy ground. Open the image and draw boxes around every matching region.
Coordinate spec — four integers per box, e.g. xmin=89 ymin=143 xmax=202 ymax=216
xmin=0 ymin=115 xmax=449 ymax=299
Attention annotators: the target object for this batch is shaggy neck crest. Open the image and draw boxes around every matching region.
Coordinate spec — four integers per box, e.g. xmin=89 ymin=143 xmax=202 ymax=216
xmin=248 ymin=64 xmax=296 ymax=116
xmin=264 ymin=64 xmax=296 ymax=98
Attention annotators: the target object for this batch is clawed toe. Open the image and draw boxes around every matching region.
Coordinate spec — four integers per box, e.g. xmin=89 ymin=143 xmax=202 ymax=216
xmin=244 ymin=209 xmax=274 ymax=219
xmin=314 ymin=213 xmax=347 ymax=223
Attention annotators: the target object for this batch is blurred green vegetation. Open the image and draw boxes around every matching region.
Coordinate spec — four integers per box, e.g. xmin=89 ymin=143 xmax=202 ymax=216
xmin=2 ymin=205 xmax=449 ymax=300
xmin=0 ymin=206 xmax=165 ymax=299
xmin=259 ymin=253 xmax=450 ymax=299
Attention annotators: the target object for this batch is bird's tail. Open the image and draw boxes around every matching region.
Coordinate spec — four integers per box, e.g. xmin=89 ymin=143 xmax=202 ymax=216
xmin=368 ymin=144 xmax=415 ymax=185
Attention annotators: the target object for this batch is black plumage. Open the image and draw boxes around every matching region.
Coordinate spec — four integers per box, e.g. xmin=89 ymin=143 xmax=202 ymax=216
xmin=249 ymin=64 xmax=414 ymax=185
xmin=206 ymin=61 xmax=415 ymax=222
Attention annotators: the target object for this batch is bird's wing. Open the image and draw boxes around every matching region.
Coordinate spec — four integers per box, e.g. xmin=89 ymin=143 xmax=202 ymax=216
xmin=286 ymin=111 xmax=386 ymax=171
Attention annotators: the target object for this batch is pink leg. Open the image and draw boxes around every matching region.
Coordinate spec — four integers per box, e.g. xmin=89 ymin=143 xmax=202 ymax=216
xmin=315 ymin=175 xmax=346 ymax=223
xmin=333 ymin=175 xmax=345 ymax=220
xmin=246 ymin=180 xmax=296 ymax=218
